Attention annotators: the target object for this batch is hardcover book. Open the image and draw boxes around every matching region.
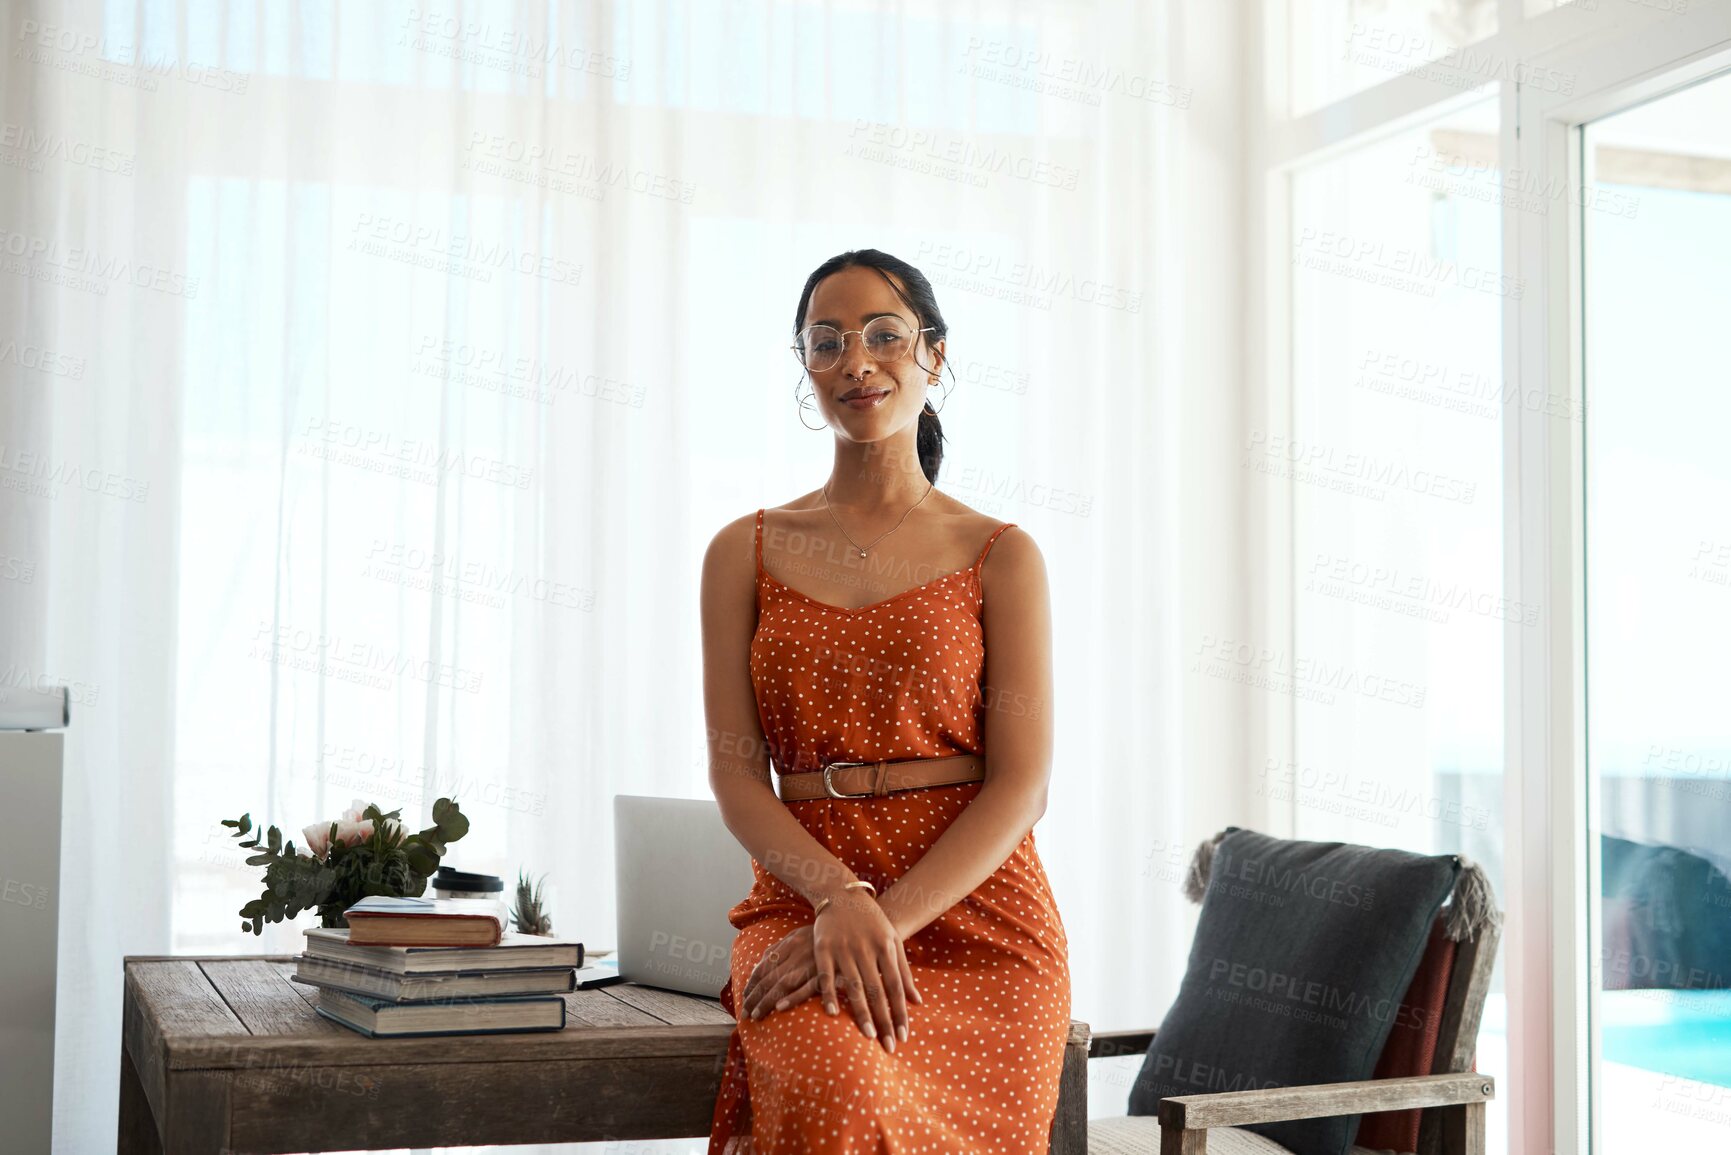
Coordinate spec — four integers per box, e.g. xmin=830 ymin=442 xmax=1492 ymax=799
xmin=313 ymin=987 xmax=568 ymax=1037
xmin=303 ymin=927 xmax=583 ymax=972
xmin=293 ymin=956 xmax=578 ymax=1001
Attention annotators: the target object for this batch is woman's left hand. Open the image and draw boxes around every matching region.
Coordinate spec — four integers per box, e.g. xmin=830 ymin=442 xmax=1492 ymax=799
xmin=740 ymin=918 xmax=924 ymax=1030
xmin=740 ymin=925 xmax=820 ymax=1020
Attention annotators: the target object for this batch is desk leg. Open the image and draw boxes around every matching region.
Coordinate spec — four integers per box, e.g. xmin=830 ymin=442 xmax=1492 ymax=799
xmin=163 ymin=1073 xmax=232 ymax=1154
xmin=118 ymin=1046 xmax=163 ymax=1155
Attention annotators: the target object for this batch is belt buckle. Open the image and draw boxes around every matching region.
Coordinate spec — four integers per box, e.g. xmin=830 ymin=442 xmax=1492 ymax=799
xmin=822 ymin=761 xmax=874 ymax=799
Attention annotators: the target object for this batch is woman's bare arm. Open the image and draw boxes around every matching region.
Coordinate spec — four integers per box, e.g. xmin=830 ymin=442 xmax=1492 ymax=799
xmin=703 ymin=514 xmax=868 ymax=907
xmin=872 ymin=527 xmax=1054 ymax=940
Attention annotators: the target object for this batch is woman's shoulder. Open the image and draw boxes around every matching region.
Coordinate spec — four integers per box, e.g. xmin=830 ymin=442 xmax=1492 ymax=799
xmin=936 ymin=498 xmax=1024 ymax=545
xmin=930 ymin=499 xmax=1036 ymax=579
xmin=702 ymin=509 xmax=765 ymax=586
xmin=711 ymin=507 xmax=763 ymax=541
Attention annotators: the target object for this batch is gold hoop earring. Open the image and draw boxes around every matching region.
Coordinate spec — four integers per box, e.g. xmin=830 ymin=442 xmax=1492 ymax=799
xmin=795 ymin=377 xmax=827 ymax=431
xmin=925 ymin=374 xmax=952 ymax=415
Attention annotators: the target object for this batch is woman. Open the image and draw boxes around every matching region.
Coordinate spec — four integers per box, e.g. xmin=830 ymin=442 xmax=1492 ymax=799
xmin=702 ymin=249 xmax=1071 ymax=1153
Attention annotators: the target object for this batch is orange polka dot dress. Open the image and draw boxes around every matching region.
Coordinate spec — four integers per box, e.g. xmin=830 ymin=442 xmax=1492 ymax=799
xmin=706 ymin=509 xmax=1072 ymax=1154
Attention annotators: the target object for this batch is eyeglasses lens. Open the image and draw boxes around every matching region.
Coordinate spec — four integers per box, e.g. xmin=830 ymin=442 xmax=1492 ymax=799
xmin=796 ymin=317 xmax=914 ymax=372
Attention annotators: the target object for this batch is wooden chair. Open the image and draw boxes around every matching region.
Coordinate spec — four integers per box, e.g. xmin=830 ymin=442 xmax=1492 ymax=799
xmin=1049 ymin=1019 xmax=1095 ymax=1152
xmin=1068 ymin=917 xmax=1501 ymax=1155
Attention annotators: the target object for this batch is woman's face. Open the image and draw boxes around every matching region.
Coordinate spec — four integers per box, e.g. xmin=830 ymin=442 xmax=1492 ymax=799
xmin=799 ymin=266 xmax=943 ymax=439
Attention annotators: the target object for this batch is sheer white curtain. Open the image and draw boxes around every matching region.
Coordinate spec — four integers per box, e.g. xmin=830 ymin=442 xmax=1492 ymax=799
xmin=0 ymin=2 xmax=1252 ymax=1150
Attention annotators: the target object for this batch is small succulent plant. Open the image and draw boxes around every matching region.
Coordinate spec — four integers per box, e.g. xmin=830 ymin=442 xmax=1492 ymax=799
xmin=510 ymin=869 xmax=554 ymax=936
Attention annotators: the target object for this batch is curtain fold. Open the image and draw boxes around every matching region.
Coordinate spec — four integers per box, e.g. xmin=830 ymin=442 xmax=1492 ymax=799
xmin=0 ymin=3 xmax=1249 ymax=1149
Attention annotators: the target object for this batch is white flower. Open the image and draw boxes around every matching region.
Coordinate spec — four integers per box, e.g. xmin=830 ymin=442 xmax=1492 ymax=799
xmin=302 ymin=822 xmax=333 ymax=859
xmin=349 ymin=800 xmax=404 ymax=840
xmin=302 ymin=800 xmax=382 ymax=858
xmin=332 ymin=818 xmax=374 ymax=848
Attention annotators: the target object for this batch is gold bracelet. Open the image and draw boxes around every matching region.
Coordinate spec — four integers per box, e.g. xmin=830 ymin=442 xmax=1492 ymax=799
xmin=812 ymin=879 xmax=877 ymax=918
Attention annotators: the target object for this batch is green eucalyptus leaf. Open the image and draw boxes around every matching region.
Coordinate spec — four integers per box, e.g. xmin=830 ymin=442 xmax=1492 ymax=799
xmin=432 ymin=798 xmax=469 ymax=842
xmin=403 ymin=843 xmax=437 ymax=876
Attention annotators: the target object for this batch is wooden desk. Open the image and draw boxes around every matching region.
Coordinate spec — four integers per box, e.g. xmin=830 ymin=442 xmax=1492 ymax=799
xmin=120 ymin=954 xmax=1091 ymax=1153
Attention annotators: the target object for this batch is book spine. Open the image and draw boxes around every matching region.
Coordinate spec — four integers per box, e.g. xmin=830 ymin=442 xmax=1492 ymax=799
xmin=344 ymin=931 xmax=505 ymax=947
xmin=343 ymin=913 xmax=504 ymax=948
xmin=314 ymin=1002 xmax=568 ymax=1038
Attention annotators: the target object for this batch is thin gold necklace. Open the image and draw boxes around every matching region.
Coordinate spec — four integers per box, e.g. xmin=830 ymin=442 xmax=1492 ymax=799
xmin=823 ymin=479 xmax=935 ymax=558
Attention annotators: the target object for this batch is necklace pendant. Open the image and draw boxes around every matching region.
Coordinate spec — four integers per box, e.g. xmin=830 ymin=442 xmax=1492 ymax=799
xmin=858 ymin=548 xmax=868 ymax=558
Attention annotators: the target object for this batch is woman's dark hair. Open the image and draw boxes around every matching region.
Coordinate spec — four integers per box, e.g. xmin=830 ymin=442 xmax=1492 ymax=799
xmin=792 ymin=249 xmax=952 ymax=484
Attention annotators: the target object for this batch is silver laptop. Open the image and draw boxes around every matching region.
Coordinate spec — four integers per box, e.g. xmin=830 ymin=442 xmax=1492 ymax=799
xmin=614 ymin=795 xmax=757 ymax=997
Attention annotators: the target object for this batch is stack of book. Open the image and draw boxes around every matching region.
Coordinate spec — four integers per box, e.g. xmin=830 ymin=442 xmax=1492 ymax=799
xmin=293 ymin=895 xmax=609 ymax=1038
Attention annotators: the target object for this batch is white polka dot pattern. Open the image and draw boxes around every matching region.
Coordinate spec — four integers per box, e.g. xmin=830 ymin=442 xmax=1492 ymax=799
xmin=706 ymin=509 xmax=1073 ymax=1154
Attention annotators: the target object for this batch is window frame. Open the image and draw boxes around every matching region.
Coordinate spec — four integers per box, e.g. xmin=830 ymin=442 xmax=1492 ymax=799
xmin=1256 ymin=3 xmax=1731 ymax=1153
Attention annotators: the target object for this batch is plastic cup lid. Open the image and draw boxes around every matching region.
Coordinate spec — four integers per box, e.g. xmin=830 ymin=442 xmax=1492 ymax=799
xmin=430 ymin=867 xmax=505 ymax=892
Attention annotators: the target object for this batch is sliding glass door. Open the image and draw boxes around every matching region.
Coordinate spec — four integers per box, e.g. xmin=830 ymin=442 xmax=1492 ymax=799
xmin=1582 ymin=67 xmax=1731 ymax=1150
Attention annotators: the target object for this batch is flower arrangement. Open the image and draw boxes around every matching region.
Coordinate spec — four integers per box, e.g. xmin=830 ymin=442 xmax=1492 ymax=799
xmin=221 ymin=797 xmax=470 ymax=932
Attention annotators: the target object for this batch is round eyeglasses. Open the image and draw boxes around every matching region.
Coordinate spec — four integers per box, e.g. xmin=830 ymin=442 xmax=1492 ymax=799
xmin=791 ymin=316 xmax=937 ymax=374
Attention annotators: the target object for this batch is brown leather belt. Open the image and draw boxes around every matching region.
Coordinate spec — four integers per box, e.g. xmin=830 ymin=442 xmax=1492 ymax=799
xmin=777 ymin=753 xmax=985 ymax=802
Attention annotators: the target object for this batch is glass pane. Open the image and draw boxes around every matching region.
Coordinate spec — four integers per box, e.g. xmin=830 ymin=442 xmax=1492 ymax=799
xmin=1584 ymin=69 xmax=1731 ymax=1151
xmin=1289 ymin=0 xmax=1499 ymax=116
xmin=1287 ymin=96 xmax=1507 ymax=1152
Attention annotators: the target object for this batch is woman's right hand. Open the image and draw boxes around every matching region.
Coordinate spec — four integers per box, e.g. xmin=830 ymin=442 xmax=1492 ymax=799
xmin=812 ymin=888 xmax=921 ymax=1052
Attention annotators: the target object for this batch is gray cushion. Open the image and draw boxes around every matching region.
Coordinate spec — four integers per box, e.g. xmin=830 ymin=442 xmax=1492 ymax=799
xmin=1126 ymin=828 xmax=1459 ymax=1155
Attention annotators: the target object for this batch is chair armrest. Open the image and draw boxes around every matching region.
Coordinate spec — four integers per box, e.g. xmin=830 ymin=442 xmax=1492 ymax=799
xmin=1159 ymin=1072 xmax=1495 ymax=1131
xmin=1087 ymin=1028 xmax=1157 ymax=1059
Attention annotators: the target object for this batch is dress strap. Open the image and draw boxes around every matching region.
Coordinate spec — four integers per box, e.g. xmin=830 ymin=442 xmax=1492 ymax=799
xmin=975 ymin=522 xmax=1018 ymax=570
xmin=754 ymin=508 xmax=764 ymax=575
